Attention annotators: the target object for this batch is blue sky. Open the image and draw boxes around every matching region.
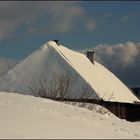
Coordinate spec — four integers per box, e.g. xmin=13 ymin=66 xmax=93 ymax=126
xmin=0 ymin=1 xmax=140 ymax=60
xmin=0 ymin=1 xmax=140 ymax=86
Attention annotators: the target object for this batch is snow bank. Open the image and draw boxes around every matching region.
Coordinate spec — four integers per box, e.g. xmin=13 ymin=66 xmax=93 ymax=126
xmin=0 ymin=92 xmax=139 ymax=139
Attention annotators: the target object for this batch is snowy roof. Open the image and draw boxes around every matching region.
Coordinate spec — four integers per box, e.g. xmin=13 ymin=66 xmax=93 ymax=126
xmin=0 ymin=41 xmax=139 ymax=104
xmin=44 ymin=41 xmax=139 ymax=103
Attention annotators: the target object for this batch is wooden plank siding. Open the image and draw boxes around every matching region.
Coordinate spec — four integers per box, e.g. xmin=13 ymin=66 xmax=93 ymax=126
xmin=50 ymin=97 xmax=140 ymax=122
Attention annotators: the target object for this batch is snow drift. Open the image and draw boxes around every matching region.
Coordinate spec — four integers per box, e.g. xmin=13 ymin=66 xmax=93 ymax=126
xmin=0 ymin=92 xmax=140 ymax=139
xmin=0 ymin=41 xmax=139 ymax=103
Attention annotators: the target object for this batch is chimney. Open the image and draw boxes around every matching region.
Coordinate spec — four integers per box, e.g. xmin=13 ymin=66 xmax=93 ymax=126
xmin=87 ymin=51 xmax=94 ymax=64
xmin=53 ymin=40 xmax=60 ymax=46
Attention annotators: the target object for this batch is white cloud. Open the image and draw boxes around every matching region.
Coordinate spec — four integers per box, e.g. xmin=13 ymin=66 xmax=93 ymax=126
xmin=121 ymin=15 xmax=130 ymax=23
xmin=0 ymin=1 xmax=47 ymax=40
xmin=46 ymin=2 xmax=84 ymax=34
xmin=121 ymin=14 xmax=138 ymax=23
xmin=0 ymin=1 xmax=99 ymax=40
xmin=0 ymin=2 xmax=87 ymax=40
xmin=94 ymin=42 xmax=139 ymax=68
xmin=85 ymin=19 xmax=96 ymax=32
xmin=0 ymin=58 xmax=17 ymax=76
xmin=117 ymin=42 xmax=138 ymax=66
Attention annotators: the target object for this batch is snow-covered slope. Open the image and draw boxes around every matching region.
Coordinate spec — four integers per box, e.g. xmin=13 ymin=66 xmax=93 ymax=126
xmin=0 ymin=92 xmax=139 ymax=139
xmin=0 ymin=41 xmax=139 ymax=103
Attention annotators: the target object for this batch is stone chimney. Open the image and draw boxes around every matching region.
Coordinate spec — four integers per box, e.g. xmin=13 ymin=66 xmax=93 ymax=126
xmin=53 ymin=40 xmax=60 ymax=46
xmin=87 ymin=51 xmax=94 ymax=64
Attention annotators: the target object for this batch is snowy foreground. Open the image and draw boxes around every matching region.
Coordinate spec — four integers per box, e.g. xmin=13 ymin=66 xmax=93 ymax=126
xmin=0 ymin=92 xmax=140 ymax=139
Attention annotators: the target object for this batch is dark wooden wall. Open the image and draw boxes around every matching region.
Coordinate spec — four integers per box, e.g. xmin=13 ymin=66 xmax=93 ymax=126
xmin=53 ymin=97 xmax=140 ymax=122
xmin=94 ymin=100 xmax=140 ymax=122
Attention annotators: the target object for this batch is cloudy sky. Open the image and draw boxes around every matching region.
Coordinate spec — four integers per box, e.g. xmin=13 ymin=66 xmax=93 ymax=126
xmin=0 ymin=1 xmax=140 ymax=87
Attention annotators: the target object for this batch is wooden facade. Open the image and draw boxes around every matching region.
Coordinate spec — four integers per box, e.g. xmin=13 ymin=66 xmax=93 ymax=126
xmin=53 ymin=97 xmax=140 ymax=122
xmin=99 ymin=101 xmax=140 ymax=122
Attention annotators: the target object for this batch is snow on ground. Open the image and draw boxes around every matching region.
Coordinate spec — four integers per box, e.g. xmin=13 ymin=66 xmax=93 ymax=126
xmin=0 ymin=92 xmax=139 ymax=139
